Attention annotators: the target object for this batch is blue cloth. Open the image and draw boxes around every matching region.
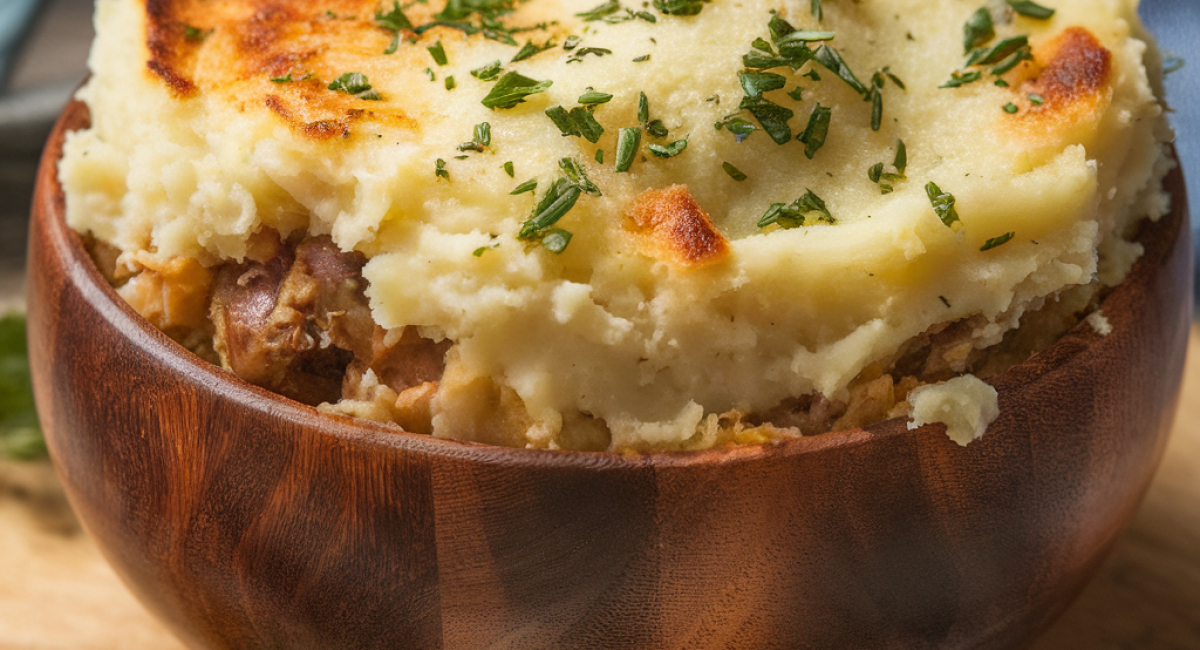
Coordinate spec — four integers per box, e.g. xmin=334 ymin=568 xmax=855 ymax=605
xmin=1140 ymin=0 xmax=1199 ymax=298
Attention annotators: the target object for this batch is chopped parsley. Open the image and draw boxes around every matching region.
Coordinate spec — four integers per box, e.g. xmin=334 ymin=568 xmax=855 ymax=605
xmin=517 ymin=158 xmax=601 ymax=253
xmin=595 ymin=149 xmax=604 ymax=163
xmin=567 ymin=47 xmax=613 ymax=63
xmin=740 ymin=95 xmax=794 ymax=144
xmin=481 ymin=72 xmax=553 ymax=109
xmin=473 ymin=243 xmax=500 ymax=256
xmin=545 ymin=106 xmax=606 ymax=143
xmin=637 ymin=92 xmax=670 ymax=138
xmin=796 ymin=103 xmax=831 ymax=159
xmin=633 ymin=54 xmax=651 ymax=62
xmin=653 ymin=0 xmax=709 ymax=16
xmin=183 ymin=25 xmax=212 ymax=42
xmin=428 ymin=40 xmax=449 ymax=65
xmin=445 ymin=75 xmax=457 ymax=90
xmin=510 ymin=179 xmax=538 ymax=194
xmin=738 ymin=71 xmax=787 ymax=98
xmin=424 ymin=67 xmax=436 ymax=81
xmin=1027 ymin=93 xmax=1045 ymax=105
xmin=435 ymin=158 xmax=449 ymax=180
xmin=722 ymin=162 xmax=748 ymax=181
xmin=715 ymin=115 xmax=757 ymax=143
xmin=471 ymin=60 xmax=504 ymax=81
xmin=981 ymin=232 xmax=1016 ymax=251
xmin=563 ymin=35 xmax=583 ymax=50
xmin=810 ymin=0 xmax=823 ymax=20
xmin=925 ymin=182 xmax=962 ymax=229
xmin=940 ymin=70 xmax=983 ymax=89
xmin=578 ymin=89 xmax=614 ymax=105
xmin=758 ymin=190 xmax=835 ymax=229
xmin=511 ymin=39 xmax=555 ymax=63
xmin=648 ymin=138 xmax=689 ymax=158
xmin=1003 ymin=102 xmax=1019 ymax=113
xmin=868 ymin=140 xmax=907 ymax=194
xmin=576 ymin=0 xmax=621 ymax=21
xmin=375 ymin=1 xmax=414 ymax=54
xmin=963 ymin=7 xmax=995 ymax=54
xmin=458 ymin=122 xmax=491 ymax=152
xmin=1006 ymin=0 xmax=1055 ymax=20
xmin=503 ymin=161 xmax=515 ymax=177
xmin=328 ymin=72 xmax=382 ymax=100
xmin=615 ymin=127 xmax=641 ymax=172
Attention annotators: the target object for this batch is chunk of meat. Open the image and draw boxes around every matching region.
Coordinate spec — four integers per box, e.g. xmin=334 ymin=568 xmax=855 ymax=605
xmin=211 ymin=235 xmax=450 ymax=421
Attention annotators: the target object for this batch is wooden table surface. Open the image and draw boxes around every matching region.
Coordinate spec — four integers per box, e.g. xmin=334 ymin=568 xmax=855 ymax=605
xmin=0 ymin=326 xmax=1197 ymax=649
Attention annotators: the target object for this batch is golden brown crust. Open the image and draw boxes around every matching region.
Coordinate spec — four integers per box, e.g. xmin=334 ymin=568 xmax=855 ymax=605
xmin=625 ymin=185 xmax=730 ymax=267
xmin=1004 ymin=27 xmax=1113 ymax=133
xmin=143 ymin=0 xmax=418 ymax=136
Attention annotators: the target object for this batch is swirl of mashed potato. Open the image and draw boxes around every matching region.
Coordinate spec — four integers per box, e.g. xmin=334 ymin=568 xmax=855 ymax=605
xmin=61 ymin=0 xmax=1171 ymax=450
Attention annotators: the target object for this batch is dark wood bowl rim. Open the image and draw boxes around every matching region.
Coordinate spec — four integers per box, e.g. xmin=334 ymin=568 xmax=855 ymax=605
xmin=34 ymin=98 xmax=1191 ymax=470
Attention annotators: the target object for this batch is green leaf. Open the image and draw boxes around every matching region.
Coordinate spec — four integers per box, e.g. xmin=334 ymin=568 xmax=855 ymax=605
xmin=520 ymin=179 xmax=582 ymax=239
xmin=738 ymin=71 xmax=787 ymax=98
xmin=894 ymin=139 xmax=907 ymax=174
xmin=435 ymin=158 xmax=449 ymax=180
xmin=615 ymin=127 xmax=641 ymax=172
xmin=540 ymin=228 xmax=573 ymax=253
xmin=471 ymin=60 xmax=504 ymax=80
xmin=510 ymin=179 xmax=539 ymax=194
xmin=757 ymin=190 xmax=834 ymax=229
xmin=570 ymin=107 xmax=606 ymax=143
xmin=980 ymin=231 xmax=1016 ymax=251
xmin=739 ymin=95 xmax=793 ymax=145
xmin=926 ymin=182 xmax=962 ymax=229
xmin=963 ymin=7 xmax=995 ymax=54
xmin=1006 ymin=0 xmax=1055 ymax=19
xmin=328 ymin=72 xmax=382 ymax=100
xmin=503 ymin=160 xmax=515 ymax=177
xmin=653 ymin=0 xmax=708 ymax=16
xmin=428 ymin=40 xmax=449 ymax=66
xmin=796 ymin=103 xmax=831 ymax=159
xmin=578 ymin=89 xmax=614 ymax=105
xmin=648 ymin=138 xmax=688 ymax=158
xmin=576 ymin=0 xmax=622 ymax=21
xmin=482 ymin=72 xmax=553 ymax=109
xmin=940 ymin=70 xmax=983 ymax=89
xmin=546 ymin=105 xmax=580 ymax=136
xmin=511 ymin=40 xmax=555 ymax=62
xmin=813 ymin=45 xmax=868 ymax=96
xmin=722 ymin=162 xmax=747 ymax=181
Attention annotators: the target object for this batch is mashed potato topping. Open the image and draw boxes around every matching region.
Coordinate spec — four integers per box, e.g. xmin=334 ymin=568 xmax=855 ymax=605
xmin=61 ymin=0 xmax=1170 ymax=450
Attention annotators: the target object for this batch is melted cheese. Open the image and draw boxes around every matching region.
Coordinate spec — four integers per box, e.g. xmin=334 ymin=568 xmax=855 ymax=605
xmin=61 ymin=0 xmax=1170 ymax=449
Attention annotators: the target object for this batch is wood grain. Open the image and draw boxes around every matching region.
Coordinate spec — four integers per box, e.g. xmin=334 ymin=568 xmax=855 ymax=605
xmin=24 ymin=100 xmax=1193 ymax=650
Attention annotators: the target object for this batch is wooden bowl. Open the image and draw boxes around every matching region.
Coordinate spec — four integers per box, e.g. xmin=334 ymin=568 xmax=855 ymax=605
xmin=27 ymin=99 xmax=1192 ymax=650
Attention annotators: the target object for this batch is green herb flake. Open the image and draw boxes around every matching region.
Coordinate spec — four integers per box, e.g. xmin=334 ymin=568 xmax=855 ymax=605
xmin=637 ymin=92 xmax=650 ymax=124
xmin=458 ymin=122 xmax=491 ymax=151
xmin=981 ymin=231 xmax=1016 ymax=251
xmin=633 ymin=54 xmax=651 ymax=62
xmin=445 ymin=75 xmax=457 ymax=90
xmin=563 ymin=35 xmax=583 ymax=50
xmin=0 ymin=314 xmax=45 ymax=461
xmin=648 ymin=138 xmax=688 ymax=158
xmin=435 ymin=158 xmax=449 ymax=180
xmin=757 ymin=190 xmax=835 ymax=230
xmin=796 ymin=103 xmax=831 ymax=159
xmin=546 ymin=106 xmax=580 ymax=137
xmin=990 ymin=47 xmax=1032 ymax=75
xmin=740 ymin=95 xmax=794 ymax=145
xmin=653 ymin=0 xmax=709 ymax=16
xmin=424 ymin=67 xmax=436 ymax=81
xmin=576 ymin=0 xmax=622 ymax=21
xmin=722 ymin=162 xmax=747 ymax=181
xmin=615 ymin=127 xmax=641 ymax=172
xmin=512 ymin=39 xmax=555 ymax=63
xmin=375 ymin=1 xmax=414 ymax=53
xmin=926 ymin=182 xmax=962 ymax=229
xmin=1003 ymin=102 xmax=1019 ymax=114
xmin=567 ymin=47 xmax=613 ymax=63
xmin=503 ymin=161 xmax=515 ymax=177
xmin=571 ymin=107 xmax=606 ymax=143
xmin=473 ymin=243 xmax=499 ymax=256
xmin=328 ymin=72 xmax=382 ymax=100
xmin=482 ymin=72 xmax=553 ymax=109
xmin=715 ymin=115 xmax=757 ymax=143
xmin=868 ymin=162 xmax=884 ymax=183
xmin=428 ymin=40 xmax=449 ymax=66
xmin=963 ymin=7 xmax=995 ymax=54
xmin=540 ymin=228 xmax=574 ymax=253
xmin=813 ymin=45 xmax=869 ymax=96
xmin=1006 ymin=0 xmax=1055 ymax=20
xmin=994 ymin=78 xmax=1010 ymax=87
xmin=786 ymin=86 xmax=805 ymax=101
xmin=810 ymin=0 xmax=823 ymax=20
xmin=894 ymin=140 xmax=907 ymax=174
xmin=519 ymin=179 xmax=582 ymax=239
xmin=738 ymin=71 xmax=787 ymax=98
xmin=595 ymin=149 xmax=604 ymax=163
xmin=183 ymin=25 xmax=213 ymax=42
xmin=471 ymin=60 xmax=504 ymax=81
xmin=1027 ymin=93 xmax=1045 ymax=105
xmin=578 ymin=89 xmax=614 ymax=105
xmin=941 ymin=70 xmax=983 ymax=88
xmin=511 ymin=179 xmax=539 ymax=194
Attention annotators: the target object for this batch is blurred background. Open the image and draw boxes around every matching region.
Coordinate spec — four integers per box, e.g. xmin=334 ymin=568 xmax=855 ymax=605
xmin=0 ymin=0 xmax=1196 ymax=648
